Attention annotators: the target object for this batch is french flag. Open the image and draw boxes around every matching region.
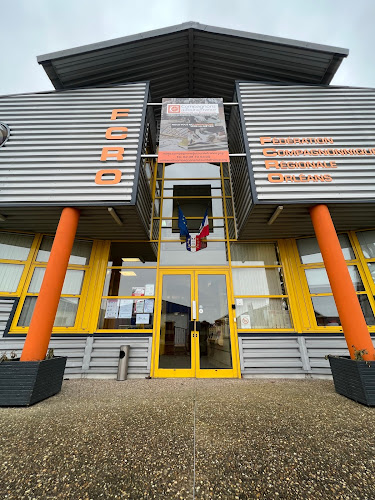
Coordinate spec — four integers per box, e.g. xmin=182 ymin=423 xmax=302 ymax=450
xmin=198 ymin=208 xmax=209 ymax=238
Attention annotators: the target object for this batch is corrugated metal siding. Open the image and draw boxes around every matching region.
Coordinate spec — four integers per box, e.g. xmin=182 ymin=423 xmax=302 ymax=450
xmin=239 ymin=335 xmax=375 ymax=378
xmin=38 ymin=22 xmax=347 ymax=99
xmin=0 ymin=336 xmax=152 ymax=378
xmin=228 ymin=104 xmax=252 ymax=234
xmin=0 ymin=84 xmax=147 ymax=205
xmin=239 ymin=82 xmax=375 ymax=202
xmin=0 ymin=298 xmax=16 ymax=338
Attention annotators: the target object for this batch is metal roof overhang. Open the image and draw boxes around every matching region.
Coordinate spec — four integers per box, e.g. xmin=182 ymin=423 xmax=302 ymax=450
xmin=37 ymin=22 xmax=348 ymax=101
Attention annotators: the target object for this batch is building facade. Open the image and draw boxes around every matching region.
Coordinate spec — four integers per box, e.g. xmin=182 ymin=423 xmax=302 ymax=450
xmin=1 ymin=22 xmax=374 ymax=378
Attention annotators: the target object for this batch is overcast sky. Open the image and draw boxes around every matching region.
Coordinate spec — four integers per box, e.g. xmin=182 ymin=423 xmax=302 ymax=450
xmin=1 ymin=0 xmax=375 ymax=96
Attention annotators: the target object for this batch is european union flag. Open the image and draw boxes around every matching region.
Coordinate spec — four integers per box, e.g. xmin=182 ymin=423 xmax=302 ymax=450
xmin=178 ymin=206 xmax=190 ymax=238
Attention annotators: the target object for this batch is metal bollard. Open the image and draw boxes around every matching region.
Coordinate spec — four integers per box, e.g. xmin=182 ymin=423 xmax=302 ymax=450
xmin=117 ymin=345 xmax=130 ymax=381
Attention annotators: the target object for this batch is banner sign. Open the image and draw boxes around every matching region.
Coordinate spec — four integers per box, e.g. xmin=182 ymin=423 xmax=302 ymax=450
xmin=158 ymin=98 xmax=229 ymax=163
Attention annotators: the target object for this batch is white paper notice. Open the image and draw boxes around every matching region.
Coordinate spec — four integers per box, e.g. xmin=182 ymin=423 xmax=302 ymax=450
xmin=105 ymin=299 xmax=119 ymax=319
xmin=136 ymin=313 xmax=150 ymax=325
xmin=118 ymin=299 xmax=133 ymax=319
xmin=135 ymin=299 xmax=145 ymax=313
xmin=144 ymin=299 xmax=154 ymax=314
xmin=236 ymin=298 xmax=244 ymax=306
xmin=144 ymin=284 xmax=155 ymax=296
xmin=240 ymin=314 xmax=251 ymax=329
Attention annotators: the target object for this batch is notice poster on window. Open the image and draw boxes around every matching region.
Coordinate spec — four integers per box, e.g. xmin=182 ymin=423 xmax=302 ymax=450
xmin=144 ymin=284 xmax=154 ymax=296
xmin=105 ymin=299 xmax=119 ymax=319
xmin=158 ymin=98 xmax=229 ymax=163
xmin=136 ymin=313 xmax=150 ymax=325
xmin=118 ymin=299 xmax=133 ymax=319
xmin=144 ymin=299 xmax=154 ymax=314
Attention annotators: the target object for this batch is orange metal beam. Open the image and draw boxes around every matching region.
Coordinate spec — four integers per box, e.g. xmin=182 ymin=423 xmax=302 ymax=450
xmin=309 ymin=204 xmax=375 ymax=360
xmin=20 ymin=207 xmax=80 ymax=361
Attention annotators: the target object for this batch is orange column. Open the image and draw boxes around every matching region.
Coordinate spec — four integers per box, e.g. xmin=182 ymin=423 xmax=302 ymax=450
xmin=309 ymin=204 xmax=375 ymax=361
xmin=21 ymin=207 xmax=80 ymax=361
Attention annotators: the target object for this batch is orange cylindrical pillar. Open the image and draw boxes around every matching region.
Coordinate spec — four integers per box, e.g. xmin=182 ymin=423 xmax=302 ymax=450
xmin=309 ymin=204 xmax=375 ymax=360
xmin=21 ymin=207 xmax=80 ymax=361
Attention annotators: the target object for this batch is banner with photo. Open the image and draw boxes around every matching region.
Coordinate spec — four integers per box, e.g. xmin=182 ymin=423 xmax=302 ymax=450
xmin=158 ymin=98 xmax=229 ymax=163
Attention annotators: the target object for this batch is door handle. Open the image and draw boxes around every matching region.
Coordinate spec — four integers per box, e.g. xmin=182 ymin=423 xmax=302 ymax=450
xmin=192 ymin=300 xmax=197 ymax=320
xmin=189 ymin=321 xmax=195 ymax=331
xmin=195 ymin=321 xmax=201 ymax=332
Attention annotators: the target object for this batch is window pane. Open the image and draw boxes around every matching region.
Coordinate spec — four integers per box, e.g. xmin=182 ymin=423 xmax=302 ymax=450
xmin=367 ymin=263 xmax=375 ymax=284
xmin=297 ymin=235 xmax=354 ymax=264
xmin=0 ymin=263 xmax=24 ymax=292
xmin=232 ymin=268 xmax=286 ymax=295
xmin=28 ymin=268 xmax=84 ymax=294
xmin=37 ymin=237 xmax=92 ymax=265
xmin=18 ymin=296 xmax=79 ymax=327
xmin=102 ymin=269 xmax=156 ymax=297
xmin=107 ymin=242 xmax=157 ymax=267
xmin=357 ymin=230 xmax=375 ymax=259
xmin=0 ymin=232 xmax=34 ymax=260
xmin=236 ymin=298 xmax=292 ymax=329
xmin=98 ymin=298 xmax=154 ymax=329
xmin=160 ymin=241 xmax=227 ymax=266
xmin=230 ymin=243 xmax=280 ymax=266
xmin=311 ymin=296 xmax=340 ymax=326
xmin=311 ymin=295 xmax=375 ymax=326
xmin=305 ymin=266 xmax=364 ymax=293
xmin=164 ymin=162 xmax=220 ymax=179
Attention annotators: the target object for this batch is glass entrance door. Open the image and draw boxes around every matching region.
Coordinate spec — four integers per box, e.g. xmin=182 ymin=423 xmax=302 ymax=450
xmin=153 ymin=269 xmax=240 ymax=378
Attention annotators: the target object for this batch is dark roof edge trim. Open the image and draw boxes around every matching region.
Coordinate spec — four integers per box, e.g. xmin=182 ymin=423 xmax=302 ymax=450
xmin=36 ymin=21 xmax=349 ymax=64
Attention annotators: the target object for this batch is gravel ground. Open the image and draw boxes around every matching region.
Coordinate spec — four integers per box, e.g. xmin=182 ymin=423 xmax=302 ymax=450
xmin=0 ymin=379 xmax=374 ymax=499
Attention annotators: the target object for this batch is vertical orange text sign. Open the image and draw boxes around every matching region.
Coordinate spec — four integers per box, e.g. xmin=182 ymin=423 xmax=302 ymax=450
xmin=96 ymin=109 xmax=129 ymax=185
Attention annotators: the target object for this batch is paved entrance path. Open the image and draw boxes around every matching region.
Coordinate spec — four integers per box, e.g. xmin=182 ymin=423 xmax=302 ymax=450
xmin=1 ymin=379 xmax=375 ymax=499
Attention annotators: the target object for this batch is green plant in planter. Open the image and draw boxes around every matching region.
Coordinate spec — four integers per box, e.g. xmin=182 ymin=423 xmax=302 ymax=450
xmin=0 ymin=352 xmax=8 ymax=363
xmin=352 ymin=345 xmax=368 ymax=361
xmin=46 ymin=348 xmax=54 ymax=360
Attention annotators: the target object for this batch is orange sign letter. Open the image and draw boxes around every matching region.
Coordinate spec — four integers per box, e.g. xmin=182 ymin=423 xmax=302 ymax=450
xmin=95 ymin=169 xmax=122 ymax=185
xmin=101 ymin=147 xmax=125 ymax=161
xmin=105 ymin=127 xmax=128 ymax=140
xmin=111 ymin=109 xmax=130 ymax=120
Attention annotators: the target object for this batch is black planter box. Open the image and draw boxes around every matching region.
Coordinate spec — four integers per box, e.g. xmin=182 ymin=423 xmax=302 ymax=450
xmin=0 ymin=356 xmax=67 ymax=407
xmin=328 ymin=355 xmax=375 ymax=407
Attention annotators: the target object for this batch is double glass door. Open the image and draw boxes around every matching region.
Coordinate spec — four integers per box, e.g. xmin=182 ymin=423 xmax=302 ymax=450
xmin=153 ymin=269 xmax=239 ymax=378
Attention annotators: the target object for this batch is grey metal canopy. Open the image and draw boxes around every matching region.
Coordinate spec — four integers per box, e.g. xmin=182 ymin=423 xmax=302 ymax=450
xmin=38 ymin=22 xmax=348 ymax=101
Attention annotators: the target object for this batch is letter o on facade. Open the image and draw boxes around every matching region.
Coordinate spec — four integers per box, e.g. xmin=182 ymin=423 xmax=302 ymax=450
xmin=95 ymin=169 xmax=122 ymax=185
xmin=268 ymin=173 xmax=284 ymax=183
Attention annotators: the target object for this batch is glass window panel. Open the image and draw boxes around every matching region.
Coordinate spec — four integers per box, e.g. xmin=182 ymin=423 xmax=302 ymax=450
xmin=305 ymin=266 xmax=364 ymax=293
xmin=367 ymin=263 xmax=375 ymax=284
xmin=160 ymin=241 xmax=228 ymax=266
xmin=37 ymin=237 xmax=92 ymax=265
xmin=358 ymin=295 xmax=375 ymax=325
xmin=230 ymin=242 xmax=280 ymax=266
xmin=18 ymin=296 xmax=79 ymax=327
xmin=98 ymin=299 xmax=154 ymax=330
xmin=159 ymin=275 xmax=191 ymax=368
xmin=0 ymin=232 xmax=34 ymax=261
xmin=297 ymin=234 xmax=354 ymax=264
xmin=28 ymin=268 xmax=84 ymax=295
xmin=311 ymin=296 xmax=340 ymax=326
xmin=162 ymin=198 xmax=223 ymax=221
xmin=357 ymin=230 xmax=375 ymax=259
xmin=164 ymin=162 xmax=220 ymax=179
xmin=311 ymin=295 xmax=375 ymax=327
xmin=107 ymin=242 xmax=157 ymax=267
xmin=236 ymin=298 xmax=292 ymax=329
xmin=102 ymin=269 xmax=156 ymax=297
xmin=198 ymin=275 xmax=232 ymax=369
xmin=232 ymin=268 xmax=286 ymax=295
xmin=161 ymin=219 xmax=225 ymax=240
xmin=0 ymin=263 xmax=24 ymax=292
